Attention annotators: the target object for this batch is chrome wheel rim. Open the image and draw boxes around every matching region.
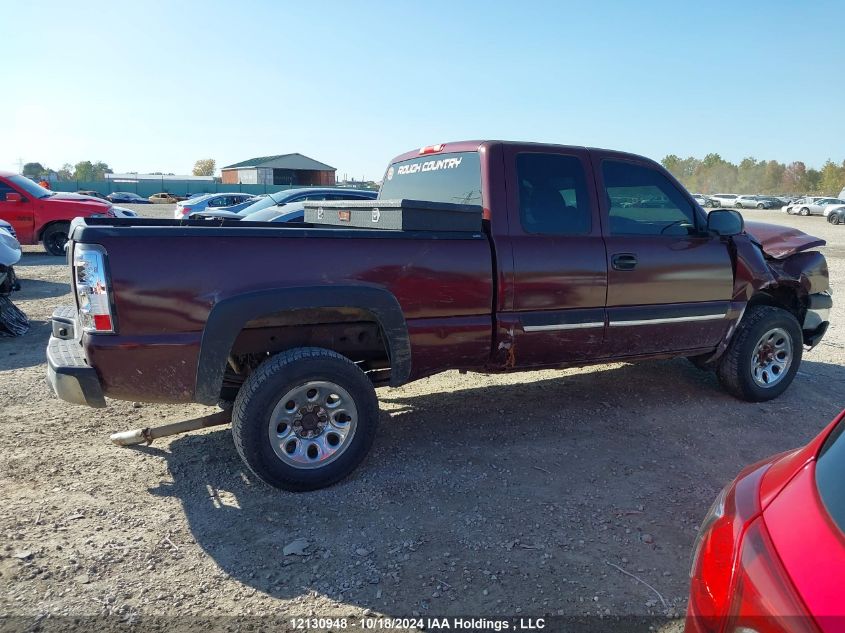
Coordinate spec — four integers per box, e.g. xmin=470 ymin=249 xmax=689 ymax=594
xmin=268 ymin=380 xmax=358 ymax=469
xmin=751 ymin=327 xmax=792 ymax=388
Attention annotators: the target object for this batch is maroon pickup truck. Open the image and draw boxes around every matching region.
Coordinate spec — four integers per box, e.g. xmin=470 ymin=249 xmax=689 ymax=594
xmin=47 ymin=141 xmax=832 ymax=491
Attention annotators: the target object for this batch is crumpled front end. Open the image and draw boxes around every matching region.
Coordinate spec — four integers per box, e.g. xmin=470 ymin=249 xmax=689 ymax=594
xmin=767 ymin=250 xmax=832 ymax=348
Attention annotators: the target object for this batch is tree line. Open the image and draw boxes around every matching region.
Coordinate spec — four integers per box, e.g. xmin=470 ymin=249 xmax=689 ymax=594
xmin=21 ymin=159 xmax=217 ymax=181
xmin=661 ymin=154 xmax=845 ymax=196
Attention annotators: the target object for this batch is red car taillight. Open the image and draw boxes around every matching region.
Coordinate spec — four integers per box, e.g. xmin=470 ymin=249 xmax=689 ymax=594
xmin=724 ymin=520 xmax=817 ymax=632
xmin=180 ymin=206 xmax=192 ymax=215
xmin=686 ymin=464 xmax=817 ymax=633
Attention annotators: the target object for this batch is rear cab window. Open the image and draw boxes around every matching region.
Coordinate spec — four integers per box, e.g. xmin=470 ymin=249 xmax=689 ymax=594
xmin=379 ymin=152 xmax=482 ymax=205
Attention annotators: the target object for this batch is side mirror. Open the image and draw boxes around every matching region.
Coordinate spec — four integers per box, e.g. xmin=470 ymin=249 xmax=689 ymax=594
xmin=5 ymin=192 xmax=22 ymax=203
xmin=708 ymin=209 xmax=744 ymax=236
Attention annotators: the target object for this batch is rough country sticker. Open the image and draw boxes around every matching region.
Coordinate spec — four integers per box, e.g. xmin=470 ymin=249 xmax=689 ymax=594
xmin=396 ymin=156 xmax=463 ymax=176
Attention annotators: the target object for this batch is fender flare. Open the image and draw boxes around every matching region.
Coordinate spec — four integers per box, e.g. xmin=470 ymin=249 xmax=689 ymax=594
xmin=194 ymin=285 xmax=411 ymax=405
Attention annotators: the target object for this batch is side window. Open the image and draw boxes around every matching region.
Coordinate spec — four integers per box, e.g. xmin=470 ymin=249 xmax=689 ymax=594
xmin=0 ymin=182 xmax=15 ymax=199
xmin=602 ymin=160 xmax=697 ymax=236
xmin=208 ymin=197 xmax=224 ymax=207
xmin=516 ymin=153 xmax=591 ymax=235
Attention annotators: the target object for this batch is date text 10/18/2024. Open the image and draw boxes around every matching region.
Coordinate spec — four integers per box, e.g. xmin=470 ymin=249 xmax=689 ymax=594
xmin=290 ymin=617 xmax=547 ymax=631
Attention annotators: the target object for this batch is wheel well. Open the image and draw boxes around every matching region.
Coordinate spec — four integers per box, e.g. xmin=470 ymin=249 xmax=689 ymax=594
xmin=37 ymin=220 xmax=70 ymax=241
xmin=220 ymin=307 xmax=391 ymax=401
xmin=748 ymin=287 xmax=805 ymax=322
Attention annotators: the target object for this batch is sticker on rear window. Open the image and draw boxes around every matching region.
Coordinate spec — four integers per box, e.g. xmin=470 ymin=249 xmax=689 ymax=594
xmin=396 ymin=157 xmax=463 ymax=176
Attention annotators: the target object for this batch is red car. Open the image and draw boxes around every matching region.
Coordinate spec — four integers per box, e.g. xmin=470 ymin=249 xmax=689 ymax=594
xmin=687 ymin=409 xmax=845 ymax=632
xmin=0 ymin=171 xmax=114 ymax=255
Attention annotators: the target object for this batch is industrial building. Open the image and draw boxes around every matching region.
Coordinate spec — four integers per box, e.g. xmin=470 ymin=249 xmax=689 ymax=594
xmin=221 ymin=153 xmax=336 ymax=186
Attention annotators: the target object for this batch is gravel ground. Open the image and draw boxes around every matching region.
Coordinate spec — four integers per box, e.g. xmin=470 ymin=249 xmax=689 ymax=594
xmin=0 ymin=205 xmax=842 ymax=631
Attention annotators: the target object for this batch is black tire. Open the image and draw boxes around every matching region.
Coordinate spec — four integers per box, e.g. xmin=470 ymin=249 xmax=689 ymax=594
xmin=41 ymin=222 xmax=70 ymax=256
xmin=736 ymin=203 xmax=744 ymax=209
xmin=831 ymin=215 xmax=840 ymax=225
xmin=716 ymin=306 xmax=803 ymax=402
xmin=231 ymin=347 xmax=379 ymax=491
xmin=800 ymin=207 xmax=810 ymax=216
xmin=756 ymin=203 xmax=765 ymax=209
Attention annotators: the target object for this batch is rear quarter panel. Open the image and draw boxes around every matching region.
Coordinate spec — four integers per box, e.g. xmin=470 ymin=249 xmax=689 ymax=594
xmin=80 ymin=229 xmax=494 ymax=402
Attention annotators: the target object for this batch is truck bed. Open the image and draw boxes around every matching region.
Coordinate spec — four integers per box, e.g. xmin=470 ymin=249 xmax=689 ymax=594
xmin=69 ymin=217 xmax=495 ymax=403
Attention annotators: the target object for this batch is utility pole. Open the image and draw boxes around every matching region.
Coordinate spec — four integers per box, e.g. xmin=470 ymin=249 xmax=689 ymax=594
xmin=15 ymin=158 xmax=24 ymax=174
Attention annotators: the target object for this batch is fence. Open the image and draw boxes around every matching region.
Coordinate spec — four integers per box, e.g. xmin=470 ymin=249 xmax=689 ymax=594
xmin=50 ymin=180 xmax=318 ymax=198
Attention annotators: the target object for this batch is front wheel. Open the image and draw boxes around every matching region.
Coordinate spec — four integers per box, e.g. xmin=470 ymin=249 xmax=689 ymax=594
xmin=231 ymin=347 xmax=379 ymax=491
xmin=716 ymin=306 xmax=803 ymax=402
xmin=831 ymin=215 xmax=840 ymax=225
xmin=41 ymin=222 xmax=70 ymax=256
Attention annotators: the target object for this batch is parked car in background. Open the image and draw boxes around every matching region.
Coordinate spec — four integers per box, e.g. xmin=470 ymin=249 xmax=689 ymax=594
xmin=75 ymin=190 xmax=109 ymax=200
xmin=241 ymin=202 xmax=307 ymax=223
xmin=735 ymin=195 xmax=780 ymax=209
xmin=173 ymin=192 xmax=257 ymax=219
xmin=189 ymin=188 xmax=377 ymax=220
xmin=709 ymin=193 xmax=738 ymax=207
xmin=820 ymin=198 xmax=845 ymax=216
xmin=786 ymin=197 xmax=845 ymax=216
xmin=691 ymin=194 xmax=708 ymax=207
xmin=0 ymin=171 xmax=115 ymax=255
xmin=826 ymin=205 xmax=845 ymax=225
xmin=110 ymin=206 xmax=138 ymax=219
xmin=106 ymin=192 xmax=151 ymax=204
xmin=0 ymin=219 xmax=22 ymax=295
xmin=686 ymin=409 xmax=845 ymax=632
xmin=757 ymin=196 xmax=786 ymax=208
xmin=148 ymin=192 xmax=184 ymax=204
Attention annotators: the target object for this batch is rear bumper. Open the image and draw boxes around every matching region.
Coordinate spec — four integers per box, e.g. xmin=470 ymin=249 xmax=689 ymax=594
xmin=46 ymin=313 xmax=106 ymax=408
xmin=803 ymin=291 xmax=832 ymax=348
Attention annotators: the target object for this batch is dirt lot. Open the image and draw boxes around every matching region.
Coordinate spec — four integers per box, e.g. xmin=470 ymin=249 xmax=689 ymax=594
xmin=0 ymin=206 xmax=842 ymax=631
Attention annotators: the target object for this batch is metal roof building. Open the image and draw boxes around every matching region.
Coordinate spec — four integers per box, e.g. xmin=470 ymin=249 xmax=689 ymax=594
xmin=221 ymin=153 xmax=336 ymax=186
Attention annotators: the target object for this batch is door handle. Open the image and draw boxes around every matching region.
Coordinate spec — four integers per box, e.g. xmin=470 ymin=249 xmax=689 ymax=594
xmin=611 ymin=253 xmax=638 ymax=271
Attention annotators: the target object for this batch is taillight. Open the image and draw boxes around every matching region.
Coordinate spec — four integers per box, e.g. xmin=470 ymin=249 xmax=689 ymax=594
xmin=419 ymin=144 xmax=445 ymax=155
xmin=724 ymin=520 xmax=817 ymax=632
xmin=687 ymin=464 xmax=768 ymax=631
xmin=181 ymin=207 xmax=192 ymax=215
xmin=73 ymin=244 xmax=114 ymax=334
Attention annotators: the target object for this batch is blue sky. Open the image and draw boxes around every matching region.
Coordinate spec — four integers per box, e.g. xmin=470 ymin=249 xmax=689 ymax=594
xmin=2 ymin=0 xmax=843 ymax=180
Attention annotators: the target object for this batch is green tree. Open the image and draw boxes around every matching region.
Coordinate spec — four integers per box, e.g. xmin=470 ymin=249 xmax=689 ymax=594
xmin=192 ymin=159 xmax=216 ymax=177
xmin=22 ymin=162 xmax=48 ymax=179
xmin=57 ymin=164 xmax=74 ymax=181
xmin=73 ymin=160 xmax=112 ymax=181
xmin=818 ymin=159 xmax=845 ymax=196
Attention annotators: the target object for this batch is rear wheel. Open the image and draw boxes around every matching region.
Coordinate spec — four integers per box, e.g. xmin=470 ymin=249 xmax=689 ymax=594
xmin=41 ymin=222 xmax=70 ymax=256
xmin=716 ymin=306 xmax=802 ymax=402
xmin=756 ymin=203 xmax=765 ymax=209
xmin=231 ymin=347 xmax=379 ymax=491
xmin=800 ymin=207 xmax=810 ymax=216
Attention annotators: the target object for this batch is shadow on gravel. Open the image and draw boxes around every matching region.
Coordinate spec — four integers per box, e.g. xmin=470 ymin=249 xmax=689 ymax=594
xmin=15 ymin=252 xmax=62 ymax=267
xmin=0 ymin=318 xmax=50 ymax=370
xmin=13 ymin=277 xmax=71 ymax=299
xmin=138 ymin=356 xmax=843 ymax=617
